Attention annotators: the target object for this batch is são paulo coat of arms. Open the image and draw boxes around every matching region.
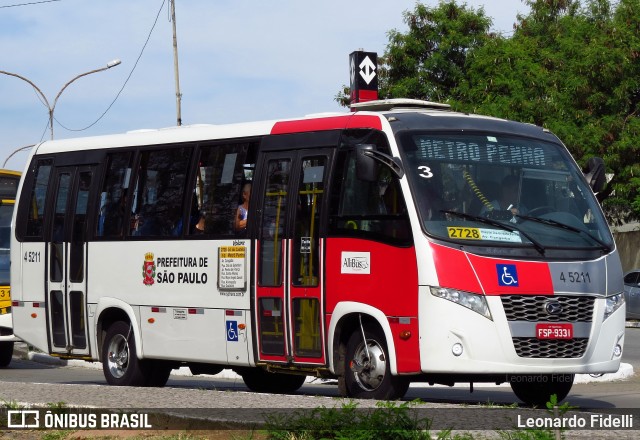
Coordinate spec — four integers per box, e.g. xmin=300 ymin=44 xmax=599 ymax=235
xmin=143 ymin=252 xmax=156 ymax=286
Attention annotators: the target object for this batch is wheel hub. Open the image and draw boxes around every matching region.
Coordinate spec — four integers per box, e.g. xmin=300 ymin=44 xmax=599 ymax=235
xmin=107 ymin=334 xmax=129 ymax=378
xmin=351 ymin=340 xmax=386 ymax=391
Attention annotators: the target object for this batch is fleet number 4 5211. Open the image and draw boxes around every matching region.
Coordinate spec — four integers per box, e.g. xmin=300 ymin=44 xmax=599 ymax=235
xmin=24 ymin=251 xmax=41 ymax=263
xmin=559 ymin=271 xmax=590 ymax=283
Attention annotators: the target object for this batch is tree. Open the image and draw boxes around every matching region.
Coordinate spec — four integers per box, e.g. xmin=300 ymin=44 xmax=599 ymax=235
xmin=457 ymin=0 xmax=640 ymax=223
xmin=338 ymin=0 xmax=640 ymax=222
xmin=380 ymin=1 xmax=492 ymax=101
xmin=334 ymin=1 xmax=492 ymax=106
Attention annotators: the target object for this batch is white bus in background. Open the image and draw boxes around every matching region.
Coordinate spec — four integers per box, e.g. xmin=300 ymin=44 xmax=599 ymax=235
xmin=10 ymin=99 xmax=625 ymax=405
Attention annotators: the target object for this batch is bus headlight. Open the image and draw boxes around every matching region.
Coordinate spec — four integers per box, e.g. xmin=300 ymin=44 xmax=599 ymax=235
xmin=430 ymin=287 xmax=492 ymax=320
xmin=604 ymin=293 xmax=624 ymax=321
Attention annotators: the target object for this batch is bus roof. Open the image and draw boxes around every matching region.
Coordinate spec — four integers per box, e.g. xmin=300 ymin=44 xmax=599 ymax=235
xmin=31 ymin=99 xmax=555 ymax=156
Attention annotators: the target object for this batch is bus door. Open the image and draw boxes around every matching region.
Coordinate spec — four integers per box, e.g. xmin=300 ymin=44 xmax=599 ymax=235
xmin=255 ymin=150 xmax=331 ymax=365
xmin=46 ymin=166 xmax=95 ymax=356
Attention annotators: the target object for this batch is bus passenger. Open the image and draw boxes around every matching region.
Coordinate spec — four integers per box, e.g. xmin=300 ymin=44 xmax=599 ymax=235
xmin=234 ymin=183 xmax=251 ymax=234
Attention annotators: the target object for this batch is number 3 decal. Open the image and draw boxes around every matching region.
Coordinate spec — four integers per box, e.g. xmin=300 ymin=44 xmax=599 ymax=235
xmin=418 ymin=166 xmax=433 ymax=179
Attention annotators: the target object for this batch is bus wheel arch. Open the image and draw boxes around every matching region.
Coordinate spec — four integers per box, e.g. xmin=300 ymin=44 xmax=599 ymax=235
xmin=329 ymin=304 xmax=399 ymax=375
xmin=101 ymin=320 xmax=147 ymax=386
xmin=333 ymin=311 xmax=408 ymax=400
xmin=96 ymin=305 xmax=157 ymax=387
xmin=96 ymin=302 xmax=142 ymax=361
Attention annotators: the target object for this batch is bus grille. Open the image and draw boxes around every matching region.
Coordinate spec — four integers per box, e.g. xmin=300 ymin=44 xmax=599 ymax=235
xmin=501 ymin=295 xmax=595 ymax=322
xmin=501 ymin=295 xmax=595 ymax=358
xmin=512 ymin=337 xmax=589 ymax=358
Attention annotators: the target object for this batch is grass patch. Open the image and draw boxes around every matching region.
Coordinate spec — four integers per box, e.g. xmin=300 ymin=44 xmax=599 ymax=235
xmin=263 ymin=400 xmax=450 ymax=440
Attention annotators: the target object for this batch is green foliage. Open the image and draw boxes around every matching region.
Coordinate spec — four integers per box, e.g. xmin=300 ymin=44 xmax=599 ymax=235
xmin=497 ymin=394 xmax=577 ymax=440
xmin=545 ymin=393 xmax=576 ymax=416
xmin=263 ymin=401 xmax=434 ymax=440
xmin=46 ymin=401 xmax=69 ymax=410
xmin=41 ymin=431 xmax=70 ymax=440
xmin=381 ymin=1 xmax=492 ymax=102
xmin=339 ymin=0 xmax=640 ymax=221
xmin=1 ymin=399 xmax=24 ymax=410
xmin=457 ymin=0 xmax=640 ymax=222
xmin=498 ymin=429 xmax=557 ymax=440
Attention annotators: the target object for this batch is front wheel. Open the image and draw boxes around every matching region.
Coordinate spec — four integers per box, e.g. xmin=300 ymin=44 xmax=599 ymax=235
xmin=102 ymin=321 xmax=147 ymax=386
xmin=339 ymin=325 xmax=409 ymax=400
xmin=510 ymin=374 xmax=574 ymax=407
xmin=0 ymin=341 xmax=13 ymax=367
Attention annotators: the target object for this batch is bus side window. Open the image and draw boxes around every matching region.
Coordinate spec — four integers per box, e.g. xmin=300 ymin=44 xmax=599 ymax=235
xmin=329 ymin=149 xmax=411 ymax=245
xmin=96 ymin=152 xmax=133 ymax=238
xmin=130 ymin=147 xmax=191 ymax=237
xmin=24 ymin=159 xmax=53 ymax=239
xmin=188 ymin=142 xmax=254 ymax=237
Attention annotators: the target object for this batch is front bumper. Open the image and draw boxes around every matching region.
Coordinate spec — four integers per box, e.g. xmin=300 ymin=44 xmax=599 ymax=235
xmin=419 ymin=287 xmax=625 ymax=375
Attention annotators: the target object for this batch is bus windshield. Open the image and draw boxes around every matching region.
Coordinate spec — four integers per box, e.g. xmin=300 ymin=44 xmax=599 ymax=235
xmin=399 ymin=132 xmax=613 ymax=251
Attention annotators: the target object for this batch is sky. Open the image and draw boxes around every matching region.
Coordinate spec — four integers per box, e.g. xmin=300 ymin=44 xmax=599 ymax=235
xmin=0 ymin=0 xmax=530 ymax=172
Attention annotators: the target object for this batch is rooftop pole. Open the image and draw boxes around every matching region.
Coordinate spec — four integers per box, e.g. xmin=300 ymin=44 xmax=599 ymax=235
xmin=170 ymin=0 xmax=182 ymax=126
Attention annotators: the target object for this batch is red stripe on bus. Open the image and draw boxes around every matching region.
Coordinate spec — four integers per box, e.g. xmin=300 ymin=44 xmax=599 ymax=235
xmin=466 ymin=253 xmax=553 ymax=295
xmin=431 ymin=243 xmax=483 ymax=293
xmin=270 ymin=115 xmax=382 ymax=134
xmin=431 ymin=243 xmax=553 ymax=295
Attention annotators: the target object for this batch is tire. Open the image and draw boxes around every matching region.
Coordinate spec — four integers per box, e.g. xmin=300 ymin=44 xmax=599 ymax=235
xmin=240 ymin=367 xmax=306 ymax=394
xmin=102 ymin=321 xmax=147 ymax=386
xmin=338 ymin=325 xmax=409 ymax=400
xmin=0 ymin=341 xmax=13 ymax=368
xmin=144 ymin=360 xmax=172 ymax=387
xmin=510 ymin=374 xmax=574 ymax=407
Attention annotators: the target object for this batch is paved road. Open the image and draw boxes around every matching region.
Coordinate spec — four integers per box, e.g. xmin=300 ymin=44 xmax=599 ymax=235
xmin=0 ymin=359 xmax=638 ymax=438
xmin=0 ymin=327 xmax=637 ymax=438
xmin=1 ymin=354 xmax=637 ymax=408
xmin=3 ymin=327 xmax=638 ymax=404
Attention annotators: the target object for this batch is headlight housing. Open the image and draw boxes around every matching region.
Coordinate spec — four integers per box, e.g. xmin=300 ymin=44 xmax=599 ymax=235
xmin=604 ymin=292 xmax=624 ymax=321
xmin=430 ymin=286 xmax=492 ymax=320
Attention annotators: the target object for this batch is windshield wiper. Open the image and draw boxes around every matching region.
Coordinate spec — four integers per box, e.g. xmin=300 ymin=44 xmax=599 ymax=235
xmin=516 ymin=215 xmax=611 ymax=251
xmin=441 ymin=210 xmax=546 ymax=255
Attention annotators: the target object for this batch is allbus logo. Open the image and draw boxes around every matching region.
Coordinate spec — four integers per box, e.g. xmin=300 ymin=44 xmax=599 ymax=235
xmin=341 ymin=252 xmax=370 ymax=274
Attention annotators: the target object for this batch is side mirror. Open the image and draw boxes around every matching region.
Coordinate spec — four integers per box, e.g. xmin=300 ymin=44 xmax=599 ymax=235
xmin=583 ymin=157 xmax=605 ymax=193
xmin=355 ymin=144 xmax=405 ymax=182
xmin=356 ymin=144 xmax=378 ymax=182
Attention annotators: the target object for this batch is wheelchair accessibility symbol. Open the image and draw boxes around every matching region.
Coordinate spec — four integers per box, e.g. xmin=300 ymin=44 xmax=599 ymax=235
xmin=497 ymin=264 xmax=519 ymax=287
xmin=227 ymin=320 xmax=238 ymax=342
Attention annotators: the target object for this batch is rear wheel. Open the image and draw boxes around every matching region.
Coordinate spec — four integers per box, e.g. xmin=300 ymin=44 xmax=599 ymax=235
xmin=102 ymin=321 xmax=147 ymax=386
xmin=240 ymin=368 xmax=306 ymax=394
xmin=510 ymin=374 xmax=574 ymax=407
xmin=144 ymin=360 xmax=172 ymax=387
xmin=339 ymin=325 xmax=409 ymax=400
xmin=0 ymin=341 xmax=13 ymax=367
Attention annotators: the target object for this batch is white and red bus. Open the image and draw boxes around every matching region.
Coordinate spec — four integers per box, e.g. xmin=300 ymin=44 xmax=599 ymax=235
xmin=10 ymin=99 xmax=625 ymax=405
